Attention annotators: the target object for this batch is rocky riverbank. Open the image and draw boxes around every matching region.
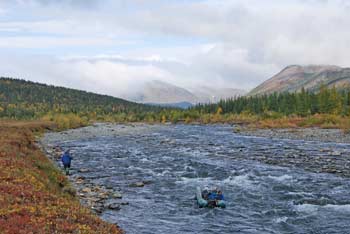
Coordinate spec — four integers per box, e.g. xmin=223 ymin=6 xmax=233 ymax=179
xmin=40 ymin=123 xmax=155 ymax=215
xmin=237 ymin=126 xmax=350 ymax=144
xmin=40 ymin=142 xmax=131 ymax=215
xmin=235 ymin=126 xmax=350 ymax=177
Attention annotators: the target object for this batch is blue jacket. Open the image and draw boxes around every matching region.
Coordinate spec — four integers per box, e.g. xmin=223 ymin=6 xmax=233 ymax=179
xmin=208 ymin=192 xmax=217 ymax=200
xmin=61 ymin=152 xmax=72 ymax=165
xmin=216 ymin=194 xmax=224 ymax=200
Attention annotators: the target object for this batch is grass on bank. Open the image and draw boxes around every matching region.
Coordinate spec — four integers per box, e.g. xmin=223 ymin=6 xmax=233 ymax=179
xmin=35 ymin=110 xmax=350 ymax=133
xmin=0 ymin=121 xmax=122 ymax=234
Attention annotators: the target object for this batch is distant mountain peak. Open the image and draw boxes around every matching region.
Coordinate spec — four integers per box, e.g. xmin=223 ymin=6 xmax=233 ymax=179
xmin=249 ymin=64 xmax=350 ymax=95
xmin=129 ymin=80 xmax=246 ymax=104
xmin=133 ymin=80 xmax=198 ymax=104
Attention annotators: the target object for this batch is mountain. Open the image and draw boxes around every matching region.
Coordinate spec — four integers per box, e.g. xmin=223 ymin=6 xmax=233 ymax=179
xmin=131 ymin=80 xmax=246 ymax=104
xmin=132 ymin=80 xmax=198 ymax=104
xmin=0 ymin=77 xmax=160 ymax=119
xmin=249 ymin=65 xmax=350 ymax=95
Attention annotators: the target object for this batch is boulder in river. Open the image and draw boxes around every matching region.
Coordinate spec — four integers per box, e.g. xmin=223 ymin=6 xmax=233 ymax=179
xmin=130 ymin=181 xmax=145 ymax=187
xmin=112 ymin=192 xmax=123 ymax=199
xmin=107 ymin=203 xmax=121 ymax=210
xmin=330 ymin=151 xmax=342 ymax=156
xmin=82 ymin=187 xmax=92 ymax=193
xmin=78 ymin=168 xmax=90 ymax=173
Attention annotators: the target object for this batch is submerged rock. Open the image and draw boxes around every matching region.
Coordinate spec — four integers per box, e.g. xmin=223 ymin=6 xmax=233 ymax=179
xmin=331 ymin=151 xmax=342 ymax=156
xmin=82 ymin=187 xmax=92 ymax=193
xmin=107 ymin=203 xmax=121 ymax=210
xmin=112 ymin=192 xmax=123 ymax=199
xmin=130 ymin=182 xmax=145 ymax=187
xmin=78 ymin=168 xmax=90 ymax=173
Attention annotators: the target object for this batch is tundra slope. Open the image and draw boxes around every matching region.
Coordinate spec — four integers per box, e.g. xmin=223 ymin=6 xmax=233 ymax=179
xmin=250 ymin=65 xmax=350 ymax=96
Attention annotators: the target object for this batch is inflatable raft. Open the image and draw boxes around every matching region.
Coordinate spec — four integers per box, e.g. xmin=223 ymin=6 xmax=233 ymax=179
xmin=196 ymin=187 xmax=226 ymax=208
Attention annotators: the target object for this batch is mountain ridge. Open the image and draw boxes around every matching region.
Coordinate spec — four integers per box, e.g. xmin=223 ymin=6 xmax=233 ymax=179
xmin=249 ymin=65 xmax=350 ymax=95
xmin=131 ymin=80 xmax=246 ymax=104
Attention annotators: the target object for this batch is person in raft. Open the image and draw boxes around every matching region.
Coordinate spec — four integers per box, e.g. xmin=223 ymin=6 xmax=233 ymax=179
xmin=61 ymin=150 xmax=73 ymax=175
xmin=204 ymin=187 xmax=224 ymax=207
xmin=216 ymin=190 xmax=224 ymax=200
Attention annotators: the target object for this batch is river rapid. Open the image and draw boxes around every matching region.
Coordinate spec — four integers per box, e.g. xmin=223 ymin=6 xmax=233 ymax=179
xmin=43 ymin=124 xmax=350 ymax=234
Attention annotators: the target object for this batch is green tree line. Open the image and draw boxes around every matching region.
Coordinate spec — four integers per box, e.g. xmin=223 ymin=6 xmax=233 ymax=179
xmin=2 ymin=77 xmax=350 ymax=126
xmin=193 ymin=85 xmax=350 ymax=117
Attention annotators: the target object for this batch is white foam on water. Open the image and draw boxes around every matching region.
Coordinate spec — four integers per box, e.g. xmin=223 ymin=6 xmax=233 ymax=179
xmin=223 ymin=174 xmax=252 ymax=187
xmin=161 ymin=156 xmax=173 ymax=161
xmin=156 ymin=170 xmax=171 ymax=176
xmin=294 ymin=204 xmax=319 ymax=213
xmin=324 ymin=204 xmax=350 ymax=212
xmin=175 ymin=176 xmax=217 ymax=185
xmin=287 ymin=191 xmax=313 ymax=197
xmin=127 ymin=165 xmax=144 ymax=171
xmin=295 ymin=203 xmax=350 ymax=214
xmin=268 ymin=174 xmax=293 ymax=182
xmin=184 ymin=165 xmax=195 ymax=171
xmin=140 ymin=158 xmax=150 ymax=163
xmin=274 ymin=216 xmax=288 ymax=223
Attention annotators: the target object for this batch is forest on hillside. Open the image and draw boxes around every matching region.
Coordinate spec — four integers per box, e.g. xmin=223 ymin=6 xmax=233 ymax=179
xmin=2 ymin=77 xmax=350 ymax=130
xmin=0 ymin=78 xmax=164 ymax=121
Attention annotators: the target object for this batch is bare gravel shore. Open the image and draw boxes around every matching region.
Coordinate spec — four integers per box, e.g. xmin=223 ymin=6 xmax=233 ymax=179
xmin=237 ymin=127 xmax=350 ymax=144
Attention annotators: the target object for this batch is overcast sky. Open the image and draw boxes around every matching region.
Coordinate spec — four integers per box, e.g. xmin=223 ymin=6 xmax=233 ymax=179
xmin=0 ymin=0 xmax=349 ymax=98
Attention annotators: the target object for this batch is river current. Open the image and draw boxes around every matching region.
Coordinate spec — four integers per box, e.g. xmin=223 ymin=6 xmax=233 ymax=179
xmin=51 ymin=124 xmax=350 ymax=234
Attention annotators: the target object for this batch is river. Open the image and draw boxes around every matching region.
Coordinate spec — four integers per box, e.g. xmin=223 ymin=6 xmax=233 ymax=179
xmin=44 ymin=124 xmax=350 ymax=234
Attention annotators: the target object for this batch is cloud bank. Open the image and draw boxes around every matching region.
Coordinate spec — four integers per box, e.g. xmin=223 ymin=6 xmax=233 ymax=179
xmin=0 ymin=0 xmax=349 ymax=99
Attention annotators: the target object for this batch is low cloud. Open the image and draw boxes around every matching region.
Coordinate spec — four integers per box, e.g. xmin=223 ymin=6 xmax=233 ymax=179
xmin=1 ymin=0 xmax=350 ymax=96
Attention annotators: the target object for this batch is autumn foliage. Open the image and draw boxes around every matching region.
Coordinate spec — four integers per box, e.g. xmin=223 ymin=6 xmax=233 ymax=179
xmin=0 ymin=121 xmax=122 ymax=234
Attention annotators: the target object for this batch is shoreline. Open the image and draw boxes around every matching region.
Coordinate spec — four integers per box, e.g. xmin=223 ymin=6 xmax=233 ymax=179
xmin=238 ymin=126 xmax=350 ymax=144
xmin=39 ymin=140 xmax=128 ymax=215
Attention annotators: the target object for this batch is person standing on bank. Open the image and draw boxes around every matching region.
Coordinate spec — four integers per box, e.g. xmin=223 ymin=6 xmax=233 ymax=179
xmin=61 ymin=150 xmax=73 ymax=175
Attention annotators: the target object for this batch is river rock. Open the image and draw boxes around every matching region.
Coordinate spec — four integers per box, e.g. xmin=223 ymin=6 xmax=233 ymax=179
xmin=91 ymin=205 xmax=104 ymax=213
xmin=118 ymin=201 xmax=129 ymax=206
xmin=82 ymin=187 xmax=92 ymax=193
xmin=107 ymin=203 xmax=121 ymax=210
xmin=331 ymin=151 xmax=342 ymax=156
xmin=142 ymin=180 xmax=153 ymax=185
xmin=98 ymin=192 xmax=110 ymax=199
xmin=130 ymin=182 xmax=145 ymax=187
xmin=78 ymin=168 xmax=90 ymax=173
xmin=112 ymin=192 xmax=123 ymax=199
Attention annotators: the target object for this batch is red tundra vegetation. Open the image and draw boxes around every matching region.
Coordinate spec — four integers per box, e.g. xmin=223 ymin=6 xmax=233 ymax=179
xmin=0 ymin=121 xmax=122 ymax=234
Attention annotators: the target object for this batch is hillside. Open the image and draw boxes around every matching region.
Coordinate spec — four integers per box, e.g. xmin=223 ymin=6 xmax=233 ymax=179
xmin=249 ymin=65 xmax=350 ymax=95
xmin=130 ymin=80 xmax=245 ymax=104
xmin=132 ymin=80 xmax=198 ymax=104
xmin=0 ymin=77 xmax=160 ymax=119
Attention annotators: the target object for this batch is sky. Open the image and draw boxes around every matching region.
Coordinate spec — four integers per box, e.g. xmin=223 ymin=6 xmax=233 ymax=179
xmin=0 ymin=0 xmax=349 ymax=99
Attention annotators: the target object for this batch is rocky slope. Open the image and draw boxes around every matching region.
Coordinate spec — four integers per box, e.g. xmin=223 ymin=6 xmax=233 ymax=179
xmin=249 ymin=65 xmax=350 ymax=95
